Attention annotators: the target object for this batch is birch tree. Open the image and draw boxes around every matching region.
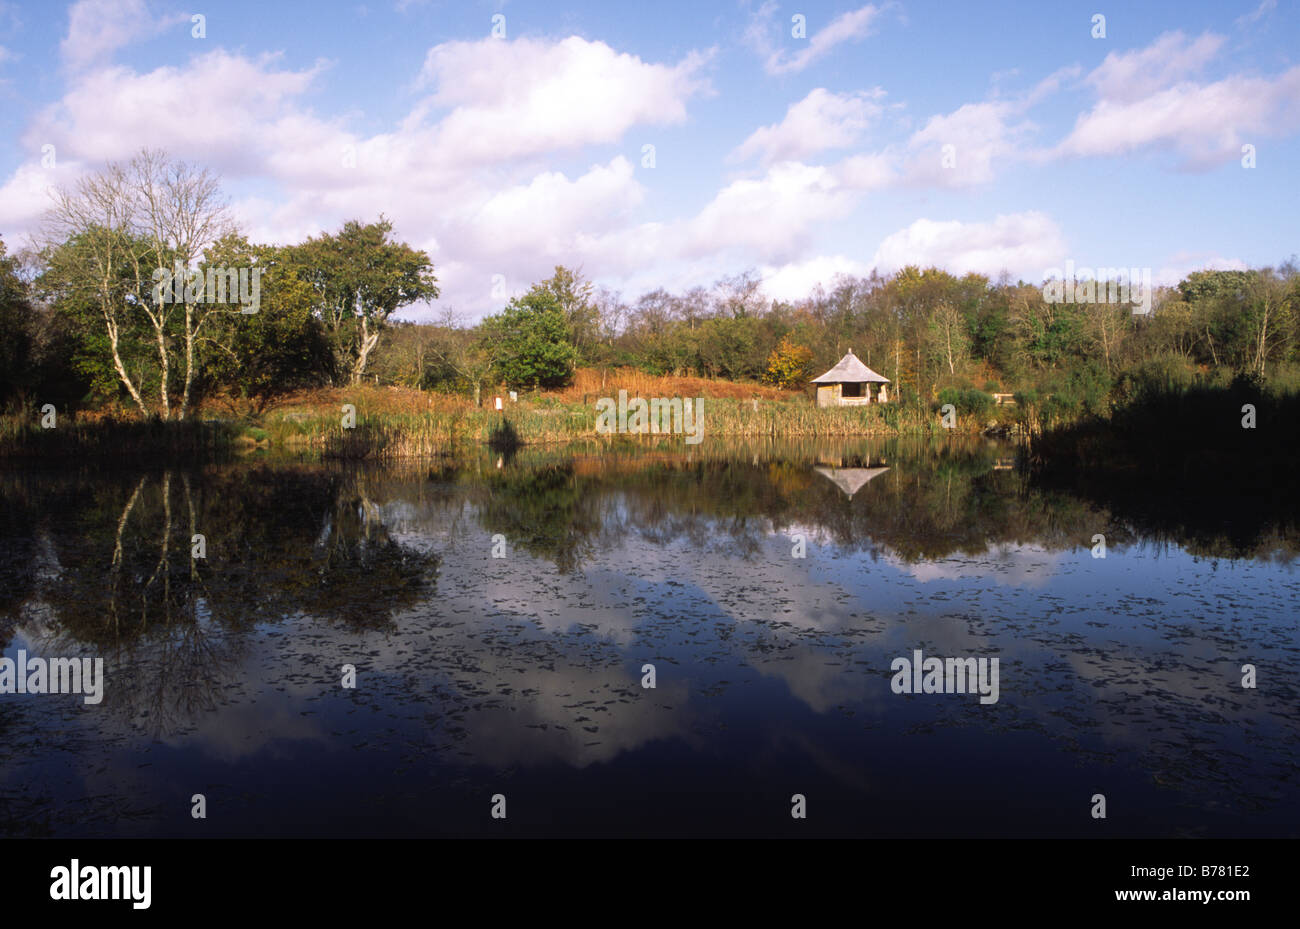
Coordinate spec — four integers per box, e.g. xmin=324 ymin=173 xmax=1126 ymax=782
xmin=43 ymin=149 xmax=233 ymax=418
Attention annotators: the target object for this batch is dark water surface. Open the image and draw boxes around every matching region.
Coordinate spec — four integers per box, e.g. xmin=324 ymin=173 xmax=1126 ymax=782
xmin=2 ymin=438 xmax=1297 ymax=837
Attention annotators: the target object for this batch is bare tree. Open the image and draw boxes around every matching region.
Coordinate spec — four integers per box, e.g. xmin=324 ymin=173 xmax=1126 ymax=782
xmin=1245 ymin=269 xmax=1294 ymax=377
xmin=44 ymin=163 xmax=151 ymax=415
xmin=928 ymin=301 xmax=969 ymax=376
xmin=131 ymin=150 xmax=232 ymax=418
xmin=1086 ymin=301 xmax=1131 ymax=374
xmin=44 ymin=149 xmax=232 ymax=419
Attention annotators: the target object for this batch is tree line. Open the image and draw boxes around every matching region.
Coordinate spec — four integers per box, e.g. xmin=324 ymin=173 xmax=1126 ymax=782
xmin=2 ymin=149 xmax=1298 ymax=420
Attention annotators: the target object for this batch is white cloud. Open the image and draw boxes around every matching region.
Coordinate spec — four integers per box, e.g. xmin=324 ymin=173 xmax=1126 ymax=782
xmin=835 ymin=151 xmax=896 ymax=190
xmin=759 ymin=255 xmax=871 ymax=301
xmin=904 ymin=67 xmax=1075 ymax=187
xmin=732 ymin=87 xmax=885 ymax=165
xmin=61 ymin=0 xmax=185 ymax=71
xmin=746 ymin=2 xmax=885 ymax=75
xmin=1086 ymin=31 xmax=1225 ymax=104
xmin=1056 ymin=31 xmax=1300 ymax=169
xmin=1058 ymin=67 xmax=1300 ymax=168
xmin=905 ymin=100 xmax=1028 ymax=187
xmin=14 ymin=9 xmax=1285 ymax=322
xmin=1236 ymin=0 xmax=1276 ymax=27
xmin=2 ymin=25 xmax=719 ymax=318
xmin=871 ymin=212 xmax=1067 ymax=278
xmin=30 ymin=50 xmax=328 ymax=170
xmin=0 ymin=160 xmax=81 ymax=234
xmin=447 ymin=157 xmax=645 ymax=259
xmin=416 ymin=36 xmax=711 ymax=164
xmin=686 ymin=161 xmax=858 ymax=261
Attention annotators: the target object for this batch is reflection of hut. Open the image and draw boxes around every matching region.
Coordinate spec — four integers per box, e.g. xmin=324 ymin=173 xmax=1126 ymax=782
xmin=812 ymin=350 xmax=890 ymax=406
xmin=814 ymin=466 xmax=889 ymax=498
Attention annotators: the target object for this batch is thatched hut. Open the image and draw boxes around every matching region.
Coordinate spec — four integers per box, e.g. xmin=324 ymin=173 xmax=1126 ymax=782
xmin=811 ymin=350 xmax=890 ymax=407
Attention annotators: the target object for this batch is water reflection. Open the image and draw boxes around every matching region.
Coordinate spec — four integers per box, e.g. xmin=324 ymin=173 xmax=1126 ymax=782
xmin=0 ymin=437 xmax=1296 ymax=837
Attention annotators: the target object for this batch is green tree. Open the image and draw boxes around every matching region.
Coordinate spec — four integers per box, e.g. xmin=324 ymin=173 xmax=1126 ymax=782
xmin=291 ymin=217 xmax=439 ymax=385
xmin=481 ymin=287 xmax=578 ymax=390
xmin=0 ymin=237 xmax=36 ymax=408
xmin=534 ymin=266 xmax=598 ymax=364
xmin=200 ymin=237 xmax=333 ymax=409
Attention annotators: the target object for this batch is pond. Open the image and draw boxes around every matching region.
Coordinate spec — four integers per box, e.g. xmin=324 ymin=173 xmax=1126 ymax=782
xmin=1 ymin=437 xmax=1296 ymax=837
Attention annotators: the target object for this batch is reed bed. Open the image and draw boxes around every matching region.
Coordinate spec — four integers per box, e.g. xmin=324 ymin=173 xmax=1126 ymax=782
xmin=0 ymin=415 xmax=239 ymax=462
xmin=2 ymin=393 xmax=988 ymax=462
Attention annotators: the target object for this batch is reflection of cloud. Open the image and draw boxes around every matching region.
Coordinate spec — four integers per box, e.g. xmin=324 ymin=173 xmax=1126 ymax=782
xmin=450 ymin=659 xmax=690 ymax=768
xmin=161 ymin=701 xmax=330 ymax=763
xmin=750 ymin=643 xmax=865 ymax=713
xmin=886 ymin=544 xmax=1065 ymax=589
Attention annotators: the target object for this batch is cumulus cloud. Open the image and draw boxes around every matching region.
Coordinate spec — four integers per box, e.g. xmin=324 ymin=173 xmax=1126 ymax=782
xmin=0 ymin=160 xmax=82 ymax=232
xmin=30 ymin=50 xmax=329 ymax=172
xmin=2 ymin=25 xmax=717 ymax=317
xmin=1056 ymin=31 xmax=1300 ymax=169
xmin=731 ymin=87 xmax=885 ymax=165
xmin=445 ymin=157 xmax=645 ymax=259
xmin=870 ymin=212 xmax=1067 ymax=278
xmin=905 ymin=100 xmax=1028 ymax=187
xmin=686 ymin=161 xmax=859 ymax=261
xmin=416 ymin=36 xmax=711 ymax=164
xmin=11 ymin=8 xmax=1287 ymax=322
xmin=835 ymin=151 xmax=896 ymax=190
xmin=759 ymin=255 xmax=872 ymax=301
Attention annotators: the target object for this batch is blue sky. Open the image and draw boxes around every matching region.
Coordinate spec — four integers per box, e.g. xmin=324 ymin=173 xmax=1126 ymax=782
xmin=0 ymin=0 xmax=1297 ymax=319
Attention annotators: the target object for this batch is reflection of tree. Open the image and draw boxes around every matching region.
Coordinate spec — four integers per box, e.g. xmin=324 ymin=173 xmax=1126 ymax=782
xmin=183 ymin=466 xmax=437 ymax=630
xmin=458 ymin=440 xmax=1124 ymax=571
xmin=474 ymin=464 xmax=605 ymax=573
xmin=0 ymin=466 xmax=440 ymax=736
xmin=1030 ymin=384 xmax=1300 ymax=559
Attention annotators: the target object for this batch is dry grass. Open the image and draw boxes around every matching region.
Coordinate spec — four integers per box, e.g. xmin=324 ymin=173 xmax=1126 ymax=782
xmin=199 ymin=384 xmax=454 ymax=418
xmin=193 ymin=370 xmax=796 ymax=422
xmin=557 ymin=367 xmax=796 ymax=403
xmin=4 ymin=370 xmax=968 ymax=462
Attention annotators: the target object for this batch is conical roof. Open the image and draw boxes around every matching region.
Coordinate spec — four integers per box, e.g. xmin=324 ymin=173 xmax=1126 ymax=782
xmin=811 ymin=350 xmax=890 ymax=383
xmin=814 ymin=466 xmax=890 ymax=497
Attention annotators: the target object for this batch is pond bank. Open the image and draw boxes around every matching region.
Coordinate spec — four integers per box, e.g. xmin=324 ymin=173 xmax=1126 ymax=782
xmin=1 ymin=397 xmax=1021 ymax=461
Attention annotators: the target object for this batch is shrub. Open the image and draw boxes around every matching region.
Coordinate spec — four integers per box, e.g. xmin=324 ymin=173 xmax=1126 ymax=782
xmin=1114 ymin=354 xmax=1196 ymax=403
xmin=936 ymin=387 xmax=994 ymax=417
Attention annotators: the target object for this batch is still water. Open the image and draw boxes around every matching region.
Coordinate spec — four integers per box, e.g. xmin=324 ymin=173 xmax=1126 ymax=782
xmin=1 ymin=438 xmax=1296 ymax=837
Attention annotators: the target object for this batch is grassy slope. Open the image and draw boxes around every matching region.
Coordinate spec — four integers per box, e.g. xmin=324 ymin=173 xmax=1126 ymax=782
xmin=1 ymin=368 xmax=1010 ymax=461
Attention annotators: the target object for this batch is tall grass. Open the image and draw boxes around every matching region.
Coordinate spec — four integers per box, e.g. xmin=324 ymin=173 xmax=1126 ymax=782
xmin=2 ymin=392 xmax=990 ymax=462
xmin=0 ymin=415 xmax=239 ymax=462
